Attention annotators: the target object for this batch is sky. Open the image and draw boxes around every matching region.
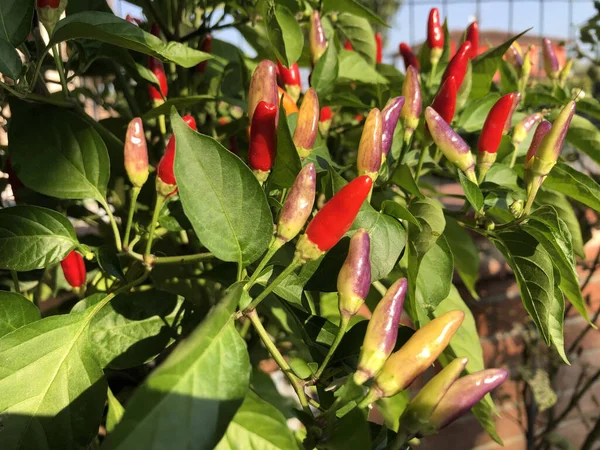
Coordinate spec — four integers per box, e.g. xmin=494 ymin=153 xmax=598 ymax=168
xmin=116 ymin=0 xmax=597 ymax=62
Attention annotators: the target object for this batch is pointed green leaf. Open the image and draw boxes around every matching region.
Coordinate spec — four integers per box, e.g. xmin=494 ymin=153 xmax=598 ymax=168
xmin=0 ymin=292 xmax=40 ymax=338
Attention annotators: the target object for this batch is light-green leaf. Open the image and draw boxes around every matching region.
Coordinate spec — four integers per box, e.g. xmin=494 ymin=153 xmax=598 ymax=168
xmin=104 ymin=285 xmax=251 ymax=450
xmin=338 ymin=50 xmax=388 ymax=84
xmin=267 ymin=4 xmax=303 ymax=67
xmin=458 ymin=171 xmax=484 ymax=212
xmin=322 ymin=0 xmax=387 ymax=26
xmin=9 ymin=105 xmax=110 ymax=201
xmin=381 ymin=200 xmax=421 ymax=229
xmin=0 ymin=292 xmax=40 ymax=338
xmin=215 ymin=391 xmax=297 ymax=450
xmin=311 ymin=35 xmax=339 ymax=97
xmin=457 ymin=93 xmax=500 ymax=132
xmin=565 ymin=114 xmax=600 ymax=165
xmin=0 ymin=0 xmax=34 ymax=46
xmin=336 ymin=13 xmax=376 ymax=66
xmin=106 ymin=388 xmax=125 ymax=434
xmin=50 ymin=12 xmax=211 ymax=67
xmin=172 ymin=110 xmax=273 ymax=266
xmin=0 ymin=206 xmax=78 ymax=271
xmin=543 ymin=162 xmax=600 ymax=212
xmin=444 ymin=217 xmax=479 ymax=298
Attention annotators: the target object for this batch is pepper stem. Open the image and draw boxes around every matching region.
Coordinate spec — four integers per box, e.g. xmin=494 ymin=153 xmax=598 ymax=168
xmin=145 ymin=194 xmax=166 ymax=259
xmin=53 ymin=44 xmax=70 ymax=99
xmin=244 ymin=259 xmax=303 ymax=312
xmin=245 ymin=237 xmax=284 ymax=291
xmin=124 ymin=187 xmax=141 ymax=249
xmin=357 ymin=388 xmax=381 ymax=409
xmin=509 ymin=143 xmax=519 ymax=168
xmin=100 ymin=198 xmax=123 ymax=252
xmin=415 ymin=145 xmax=430 ymax=180
xmin=314 ymin=315 xmax=350 ymax=379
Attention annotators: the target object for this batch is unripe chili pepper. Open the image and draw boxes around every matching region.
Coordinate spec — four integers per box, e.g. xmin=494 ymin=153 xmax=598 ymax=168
xmin=36 ymin=0 xmax=67 ymax=33
xmin=337 ymin=229 xmax=371 ymax=318
xmin=505 ymin=44 xmax=523 ymax=72
xmin=375 ymin=32 xmax=383 ymax=64
xmin=372 ymin=310 xmax=465 ymax=399
xmin=276 ymin=163 xmax=316 ymax=244
xmin=277 ymin=61 xmax=302 ymax=103
xmin=381 ymin=96 xmax=405 ymax=159
xmin=354 ymin=278 xmax=408 ymax=385
xmin=428 ymin=368 xmax=509 ymax=431
xmin=522 ymin=120 xmax=554 ymax=215
xmin=295 ymin=175 xmax=373 ymax=263
xmin=344 ymin=40 xmax=353 ymax=51
xmin=542 ymin=38 xmax=560 ymax=80
xmin=156 ymin=115 xmax=197 ymax=197
xmin=309 ymin=11 xmax=328 ymax=65
xmin=249 ymin=101 xmax=278 ymax=183
xmin=195 ymin=35 xmax=212 ymax=73
xmin=399 ymin=43 xmax=420 ymax=70
xmin=357 ymin=108 xmax=383 ymax=182
xmin=399 ymin=357 xmax=468 ymax=437
xmin=400 ymin=66 xmax=422 ymax=139
xmin=512 ymin=112 xmax=544 ymax=149
xmin=319 ymin=106 xmax=333 ymax=135
xmin=430 ymin=75 xmax=457 ymax=125
xmin=476 ymin=92 xmax=519 ymax=182
xmin=424 ymin=107 xmax=477 ymax=184
xmin=293 ymin=88 xmax=319 ymax=159
xmin=427 ymin=8 xmax=444 ymax=66
xmin=503 ymin=92 xmax=521 ymax=134
xmin=531 ymin=101 xmax=574 ymax=166
xmin=559 ymin=58 xmax=573 ymax=87
xmin=442 ymin=42 xmax=472 ymax=90
xmin=278 ymin=87 xmax=299 ymax=117
xmin=124 ymin=118 xmax=149 ymax=188
xmin=248 ymin=60 xmax=279 ymax=123
xmin=61 ymin=250 xmax=86 ymax=288
xmin=525 ymin=120 xmax=552 ymax=166
xmin=465 ymin=21 xmax=479 ymax=59
xmin=147 ymin=57 xmax=168 ymax=101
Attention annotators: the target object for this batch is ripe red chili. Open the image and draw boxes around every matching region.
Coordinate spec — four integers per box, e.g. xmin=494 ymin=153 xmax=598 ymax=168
xmin=61 ymin=250 xmax=86 ymax=288
xmin=195 ymin=35 xmax=212 ymax=73
xmin=344 ymin=40 xmax=354 ymax=51
xmin=305 ymin=175 xmax=373 ymax=251
xmin=147 ymin=57 xmax=168 ymax=100
xmin=249 ymin=101 xmax=278 ymax=172
xmin=465 ymin=21 xmax=479 ymax=59
xmin=320 ymin=106 xmax=332 ymax=122
xmin=441 ymin=41 xmax=471 ymax=89
xmin=478 ymin=93 xmax=518 ymax=154
xmin=427 ymin=8 xmax=444 ymax=49
xmin=37 ymin=0 xmax=60 ymax=7
xmin=276 ymin=61 xmax=301 ymax=88
xmin=430 ymin=75 xmax=457 ymax=125
xmin=375 ymin=33 xmax=383 ymax=64
xmin=399 ymin=43 xmax=420 ymax=70
xmin=156 ymin=115 xmax=197 ymax=186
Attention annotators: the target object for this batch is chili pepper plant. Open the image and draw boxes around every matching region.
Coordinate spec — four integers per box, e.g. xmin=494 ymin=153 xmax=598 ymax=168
xmin=0 ymin=1 xmax=597 ymax=449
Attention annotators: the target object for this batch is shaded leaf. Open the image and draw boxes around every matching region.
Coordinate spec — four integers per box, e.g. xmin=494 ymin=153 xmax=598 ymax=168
xmin=0 ymin=292 xmax=40 ymax=338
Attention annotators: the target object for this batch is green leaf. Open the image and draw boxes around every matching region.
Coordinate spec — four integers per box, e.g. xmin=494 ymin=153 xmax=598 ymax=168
xmin=523 ymin=206 xmax=591 ymax=327
xmin=458 ymin=171 xmax=484 ymax=212
xmin=407 ymin=198 xmax=446 ymax=258
xmin=73 ymin=290 xmax=184 ymax=369
xmin=415 ymin=235 xmax=454 ymax=311
xmin=9 ymin=105 xmax=110 ymax=201
xmin=320 ymin=407 xmax=371 ymax=450
xmin=576 ymin=96 xmax=600 ymax=121
xmin=564 ymin=113 xmax=600 ymax=165
xmin=215 ymin=391 xmax=297 ymax=450
xmin=322 ymin=0 xmax=387 ymax=26
xmin=0 ymin=206 xmax=78 ymax=271
xmin=444 ymin=217 xmax=479 ymax=298
xmin=336 ymin=13 xmax=376 ymax=66
xmin=311 ymin=36 xmax=338 ymax=97
xmin=0 ymin=37 xmax=22 ymax=79
xmin=381 ymin=200 xmax=421 ymax=229
xmin=172 ymin=109 xmax=273 ymax=266
xmin=271 ymin=107 xmax=302 ymax=189
xmin=338 ymin=50 xmax=388 ymax=84
xmin=106 ymin=388 xmax=125 ymax=433
xmin=390 ymin=163 xmax=423 ymax=198
xmin=104 ymin=285 xmax=251 ymax=450
xmin=0 ymin=306 xmax=109 ymax=450
xmin=0 ymin=292 xmax=40 ymax=338
xmin=375 ymin=391 xmax=409 ymax=432
xmin=50 ymin=12 xmax=211 ymax=67
xmin=543 ymin=162 xmax=600 ymax=212
xmin=457 ymin=93 xmax=500 ymax=132
xmin=142 ymin=95 xmax=215 ymax=120
xmin=547 ymin=287 xmax=568 ymax=364
xmin=267 ymin=4 xmax=303 ymax=67
xmin=0 ymin=0 xmax=34 ymax=46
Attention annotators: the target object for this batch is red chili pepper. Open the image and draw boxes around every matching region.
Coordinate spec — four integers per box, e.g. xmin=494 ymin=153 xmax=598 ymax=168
xmin=249 ymin=101 xmax=278 ymax=173
xmin=375 ymin=33 xmax=383 ymax=64
xmin=37 ymin=0 xmax=60 ymax=7
xmin=478 ymin=93 xmax=518 ymax=155
xmin=61 ymin=250 xmax=86 ymax=288
xmin=150 ymin=23 xmax=161 ymax=37
xmin=195 ymin=35 xmax=212 ymax=73
xmin=304 ymin=175 xmax=373 ymax=252
xmin=147 ymin=57 xmax=168 ymax=100
xmin=344 ymin=40 xmax=354 ymax=51
xmin=276 ymin=61 xmax=301 ymax=89
xmin=320 ymin=106 xmax=332 ymax=122
xmin=441 ymin=42 xmax=471 ymax=90
xmin=430 ymin=75 xmax=457 ymax=125
xmin=399 ymin=42 xmax=420 ymax=70
xmin=465 ymin=21 xmax=479 ymax=59
xmin=156 ymin=115 xmax=197 ymax=194
xmin=427 ymin=8 xmax=444 ymax=50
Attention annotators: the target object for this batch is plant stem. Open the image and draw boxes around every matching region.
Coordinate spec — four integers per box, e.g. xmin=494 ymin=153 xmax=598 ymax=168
xmin=145 ymin=194 xmax=166 ymax=257
xmin=247 ymin=309 xmax=311 ymax=414
xmin=399 ymin=130 xmax=413 ymax=163
xmin=53 ymin=44 xmax=69 ymax=99
xmin=357 ymin=388 xmax=380 ymax=409
xmin=415 ymin=145 xmax=429 ymax=180
xmin=244 ymin=238 xmax=283 ymax=291
xmin=372 ymin=280 xmax=387 ymax=296
xmin=100 ymin=199 xmax=122 ymax=252
xmin=124 ymin=250 xmax=213 ymax=265
xmin=124 ymin=187 xmax=141 ymax=249
xmin=509 ymin=144 xmax=519 ymax=168
xmin=314 ymin=315 xmax=350 ymax=379
xmin=244 ymin=260 xmax=302 ymax=312
xmin=11 ymin=271 xmax=21 ymax=294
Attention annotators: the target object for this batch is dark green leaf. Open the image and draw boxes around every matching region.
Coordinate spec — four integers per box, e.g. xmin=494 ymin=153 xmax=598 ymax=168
xmin=267 ymin=4 xmax=303 ymax=67
xmin=458 ymin=171 xmax=484 ymax=212
xmin=457 ymin=93 xmax=500 ymax=132
xmin=565 ymin=114 xmax=600 ymax=165
xmin=336 ymin=13 xmax=376 ymax=66
xmin=0 ymin=0 xmax=33 ymax=46
xmin=381 ymin=200 xmax=421 ymax=229
xmin=0 ymin=206 xmax=78 ymax=271
xmin=0 ymin=291 xmax=40 ymax=338
xmin=320 ymin=407 xmax=371 ymax=450
xmin=50 ymin=12 xmax=211 ymax=67
xmin=172 ymin=110 xmax=273 ymax=265
xmin=544 ymin=163 xmax=600 ymax=212
xmin=271 ymin=106 xmax=302 ymax=189
xmin=10 ymin=105 xmax=110 ymax=201
xmin=104 ymin=285 xmax=251 ymax=450
xmin=444 ymin=217 xmax=479 ymax=298
xmin=322 ymin=0 xmax=387 ymax=26
xmin=390 ymin=163 xmax=423 ymax=198
xmin=0 ymin=37 xmax=22 ymax=79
